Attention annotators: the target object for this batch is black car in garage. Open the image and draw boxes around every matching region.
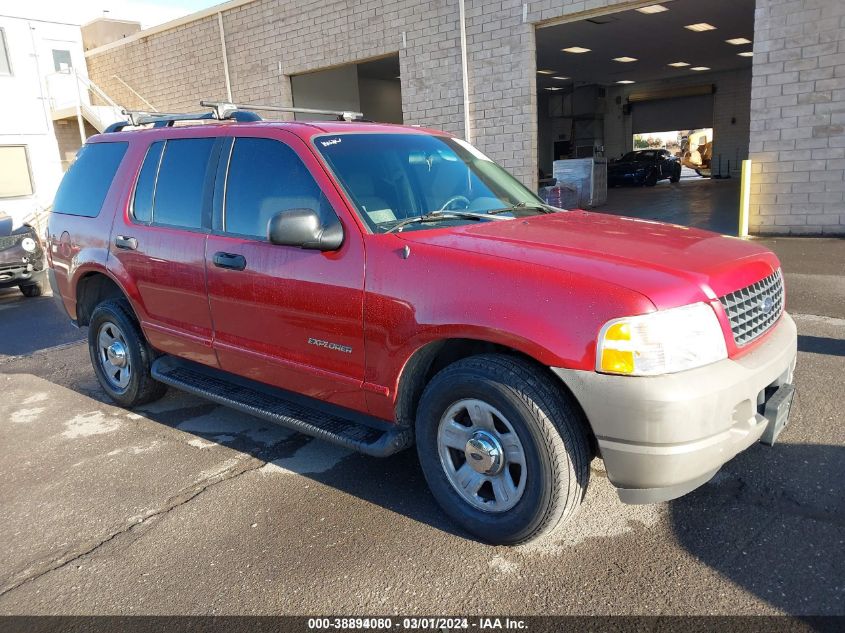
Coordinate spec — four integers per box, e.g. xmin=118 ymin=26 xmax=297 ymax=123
xmin=608 ymin=149 xmax=682 ymax=187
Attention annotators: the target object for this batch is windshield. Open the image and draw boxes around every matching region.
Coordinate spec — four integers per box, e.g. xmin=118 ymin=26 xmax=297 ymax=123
xmin=314 ymin=133 xmax=548 ymax=233
xmin=621 ymin=151 xmax=658 ymax=162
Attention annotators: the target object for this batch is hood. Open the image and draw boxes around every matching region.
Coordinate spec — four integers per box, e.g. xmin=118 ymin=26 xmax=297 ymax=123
xmin=398 ymin=211 xmax=780 ymax=310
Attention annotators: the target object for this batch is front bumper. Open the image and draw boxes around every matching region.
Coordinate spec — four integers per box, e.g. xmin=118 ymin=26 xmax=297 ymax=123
xmin=609 ymin=172 xmax=646 ymax=186
xmin=552 ymin=313 xmax=798 ymax=504
xmin=0 ymin=264 xmax=45 ymax=289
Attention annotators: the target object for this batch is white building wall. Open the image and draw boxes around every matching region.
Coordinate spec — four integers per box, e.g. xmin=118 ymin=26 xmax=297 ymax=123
xmin=0 ymin=15 xmax=86 ymax=227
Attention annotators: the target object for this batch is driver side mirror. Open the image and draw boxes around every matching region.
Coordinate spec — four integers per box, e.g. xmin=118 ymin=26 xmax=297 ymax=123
xmin=267 ymin=208 xmax=344 ymax=251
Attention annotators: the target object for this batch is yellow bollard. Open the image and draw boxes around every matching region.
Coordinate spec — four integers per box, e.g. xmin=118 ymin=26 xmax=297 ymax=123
xmin=739 ymin=159 xmax=752 ymax=238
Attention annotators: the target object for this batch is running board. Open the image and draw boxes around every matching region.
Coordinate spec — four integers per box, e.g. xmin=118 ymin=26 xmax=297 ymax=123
xmin=151 ymin=357 xmax=411 ymax=457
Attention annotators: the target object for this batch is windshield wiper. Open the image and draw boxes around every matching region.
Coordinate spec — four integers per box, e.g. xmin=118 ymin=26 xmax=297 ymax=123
xmin=486 ymin=201 xmax=556 ymax=216
xmin=384 ymin=211 xmax=486 ymax=234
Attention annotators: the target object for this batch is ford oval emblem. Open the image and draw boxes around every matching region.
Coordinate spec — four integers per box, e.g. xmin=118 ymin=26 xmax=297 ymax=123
xmin=760 ymin=295 xmax=774 ymax=315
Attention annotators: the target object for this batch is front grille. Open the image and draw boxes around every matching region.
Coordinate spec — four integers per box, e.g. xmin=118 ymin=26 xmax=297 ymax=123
xmin=0 ymin=234 xmax=24 ymax=251
xmin=719 ymin=269 xmax=784 ymax=346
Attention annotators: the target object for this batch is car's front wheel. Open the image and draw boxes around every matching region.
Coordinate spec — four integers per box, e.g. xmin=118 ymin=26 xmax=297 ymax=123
xmin=415 ymin=354 xmax=590 ymax=544
xmin=19 ymin=281 xmax=44 ymax=297
xmin=670 ymin=167 xmax=681 ymax=183
xmin=88 ymin=299 xmax=167 ymax=408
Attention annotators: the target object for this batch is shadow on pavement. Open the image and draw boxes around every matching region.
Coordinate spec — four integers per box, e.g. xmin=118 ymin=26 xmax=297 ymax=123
xmin=670 ymin=443 xmax=844 ymax=616
xmin=132 ymin=393 xmax=464 ymax=540
xmin=798 ymin=335 xmax=845 ymax=358
xmin=0 ymin=288 xmax=84 ymax=358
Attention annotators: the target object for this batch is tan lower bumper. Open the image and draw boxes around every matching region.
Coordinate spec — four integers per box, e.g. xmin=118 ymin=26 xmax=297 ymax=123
xmin=552 ymin=313 xmax=798 ymax=504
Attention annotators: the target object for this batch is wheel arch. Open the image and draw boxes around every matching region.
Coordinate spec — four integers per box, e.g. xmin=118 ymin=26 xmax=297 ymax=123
xmin=394 ymin=337 xmax=597 ymax=456
xmin=75 ymin=270 xmax=134 ymax=326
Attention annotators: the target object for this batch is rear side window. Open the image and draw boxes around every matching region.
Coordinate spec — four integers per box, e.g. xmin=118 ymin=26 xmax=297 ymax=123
xmin=132 ymin=141 xmax=164 ymax=223
xmin=132 ymin=138 xmax=217 ymax=229
xmin=224 ymin=137 xmax=324 ymax=238
xmin=150 ymin=138 xmax=216 ymax=229
xmin=53 ymin=142 xmax=128 ymax=217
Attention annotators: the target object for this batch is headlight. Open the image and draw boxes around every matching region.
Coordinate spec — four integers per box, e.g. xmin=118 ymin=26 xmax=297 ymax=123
xmin=21 ymin=237 xmax=36 ymax=253
xmin=597 ymin=302 xmax=727 ymax=376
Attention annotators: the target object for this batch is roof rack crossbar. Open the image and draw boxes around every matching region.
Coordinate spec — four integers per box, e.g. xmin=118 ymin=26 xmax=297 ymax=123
xmin=200 ymin=100 xmax=364 ymax=122
xmin=104 ymin=99 xmax=364 ymax=133
xmin=105 ymin=105 xmax=262 ymax=133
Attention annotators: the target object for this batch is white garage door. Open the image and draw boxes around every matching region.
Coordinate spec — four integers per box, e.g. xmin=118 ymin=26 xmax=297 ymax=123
xmin=632 ymin=94 xmax=714 ymax=133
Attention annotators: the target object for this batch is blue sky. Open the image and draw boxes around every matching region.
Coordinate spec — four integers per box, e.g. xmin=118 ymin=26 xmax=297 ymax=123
xmin=19 ymin=0 xmax=226 ymax=28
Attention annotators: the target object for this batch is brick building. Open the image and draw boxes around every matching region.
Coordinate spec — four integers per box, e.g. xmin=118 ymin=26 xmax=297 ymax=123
xmin=83 ymin=0 xmax=845 ymax=235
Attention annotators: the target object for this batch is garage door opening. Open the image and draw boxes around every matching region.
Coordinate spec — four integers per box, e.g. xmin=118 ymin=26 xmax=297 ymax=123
xmin=290 ymin=54 xmax=402 ymax=124
xmin=633 ymin=128 xmax=714 ymax=178
xmin=535 ymin=0 xmax=754 ymax=234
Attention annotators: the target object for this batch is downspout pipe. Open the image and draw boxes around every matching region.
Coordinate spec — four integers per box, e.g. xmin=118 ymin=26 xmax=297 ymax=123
xmin=458 ymin=0 xmax=471 ymax=143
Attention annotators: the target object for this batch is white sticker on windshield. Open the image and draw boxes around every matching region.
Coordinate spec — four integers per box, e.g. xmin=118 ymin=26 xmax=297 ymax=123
xmin=367 ymin=208 xmax=397 ymax=223
xmin=320 ymin=138 xmax=342 ymax=147
xmin=453 ymin=138 xmax=493 ymax=162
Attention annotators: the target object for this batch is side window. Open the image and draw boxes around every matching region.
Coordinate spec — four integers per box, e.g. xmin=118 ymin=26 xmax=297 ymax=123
xmin=224 ymin=137 xmax=329 ymax=239
xmin=52 ymin=142 xmax=128 ymax=216
xmin=0 ymin=146 xmax=34 ymax=198
xmin=150 ymin=138 xmax=216 ymax=229
xmin=52 ymin=49 xmax=72 ymax=72
xmin=132 ymin=141 xmax=163 ymax=223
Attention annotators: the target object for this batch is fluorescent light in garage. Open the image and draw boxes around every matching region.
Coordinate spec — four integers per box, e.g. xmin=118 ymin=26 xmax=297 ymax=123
xmin=726 ymin=37 xmax=752 ymax=45
xmin=562 ymin=46 xmax=591 ymax=53
xmin=738 ymin=51 xmax=754 ymax=57
xmin=537 ymin=69 xmax=556 ymax=74
xmin=613 ymin=57 xmax=638 ymax=62
xmin=616 ymin=80 xmax=635 ymax=84
xmin=636 ymin=5 xmax=668 ymax=14
xmin=685 ymin=23 xmax=717 ymax=32
xmin=552 ymin=76 xmax=570 ymax=80
xmin=691 ymin=66 xmax=711 ymax=71
xmin=545 ymin=86 xmax=563 ymax=91
xmin=668 ymin=61 xmax=691 ymax=67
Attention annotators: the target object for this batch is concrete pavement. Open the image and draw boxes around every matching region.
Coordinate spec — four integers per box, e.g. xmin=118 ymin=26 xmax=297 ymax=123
xmin=0 ymin=238 xmax=842 ymax=615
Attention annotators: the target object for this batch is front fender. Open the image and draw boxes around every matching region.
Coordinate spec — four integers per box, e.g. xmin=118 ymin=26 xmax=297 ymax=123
xmin=361 ymin=235 xmax=654 ymax=420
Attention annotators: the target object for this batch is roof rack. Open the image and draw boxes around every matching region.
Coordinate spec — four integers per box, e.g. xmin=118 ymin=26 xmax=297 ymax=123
xmin=201 ymin=100 xmax=363 ymax=122
xmin=104 ymin=100 xmax=364 ymax=133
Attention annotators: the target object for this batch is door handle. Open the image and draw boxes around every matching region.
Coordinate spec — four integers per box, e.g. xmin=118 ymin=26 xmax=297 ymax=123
xmin=213 ymin=252 xmax=247 ymax=271
xmin=114 ymin=235 xmax=138 ymax=250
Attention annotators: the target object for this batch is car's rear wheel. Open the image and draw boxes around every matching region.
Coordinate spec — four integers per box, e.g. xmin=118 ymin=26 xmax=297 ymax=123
xmin=88 ymin=299 xmax=167 ymax=407
xmin=645 ymin=170 xmax=658 ymax=186
xmin=19 ymin=281 xmax=44 ymax=298
xmin=415 ymin=354 xmax=590 ymax=545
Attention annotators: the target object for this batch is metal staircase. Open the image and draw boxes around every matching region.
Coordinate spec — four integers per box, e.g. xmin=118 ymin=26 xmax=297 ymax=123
xmin=45 ymin=70 xmax=130 ymax=134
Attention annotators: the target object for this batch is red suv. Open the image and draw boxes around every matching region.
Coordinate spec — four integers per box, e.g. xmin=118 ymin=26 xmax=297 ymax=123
xmin=47 ymin=105 xmax=797 ymax=544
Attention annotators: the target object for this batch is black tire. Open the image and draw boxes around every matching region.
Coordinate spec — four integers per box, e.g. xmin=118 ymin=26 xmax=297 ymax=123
xmin=645 ymin=170 xmax=658 ymax=187
xmin=19 ymin=281 xmax=44 ymax=297
xmin=415 ymin=354 xmax=590 ymax=545
xmin=670 ymin=168 xmax=681 ymax=184
xmin=88 ymin=299 xmax=167 ymax=408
